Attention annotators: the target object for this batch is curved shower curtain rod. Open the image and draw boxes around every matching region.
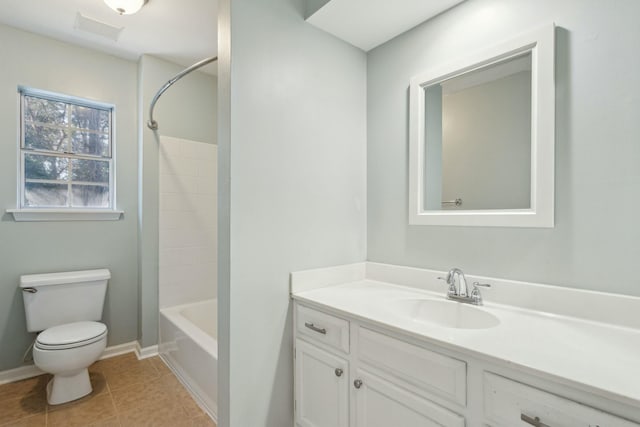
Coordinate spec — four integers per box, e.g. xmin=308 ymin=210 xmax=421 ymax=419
xmin=147 ymin=56 xmax=218 ymax=130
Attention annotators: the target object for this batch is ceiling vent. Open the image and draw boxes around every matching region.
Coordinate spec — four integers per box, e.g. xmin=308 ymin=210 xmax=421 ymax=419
xmin=74 ymin=13 xmax=123 ymax=42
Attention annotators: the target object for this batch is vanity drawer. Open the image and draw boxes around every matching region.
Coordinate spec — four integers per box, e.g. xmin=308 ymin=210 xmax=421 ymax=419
xmin=484 ymin=372 xmax=639 ymax=427
xmin=356 ymin=326 xmax=467 ymax=406
xmin=296 ymin=304 xmax=349 ymax=353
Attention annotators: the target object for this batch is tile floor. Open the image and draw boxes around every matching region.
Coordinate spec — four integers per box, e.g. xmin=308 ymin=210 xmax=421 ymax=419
xmin=0 ymin=353 xmax=216 ymax=427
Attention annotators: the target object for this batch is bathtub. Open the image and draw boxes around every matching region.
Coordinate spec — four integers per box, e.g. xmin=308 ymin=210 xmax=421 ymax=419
xmin=159 ymin=299 xmax=218 ymax=420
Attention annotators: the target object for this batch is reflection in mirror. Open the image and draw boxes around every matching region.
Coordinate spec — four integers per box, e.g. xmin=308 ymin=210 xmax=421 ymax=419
xmin=423 ymin=52 xmax=532 ymax=211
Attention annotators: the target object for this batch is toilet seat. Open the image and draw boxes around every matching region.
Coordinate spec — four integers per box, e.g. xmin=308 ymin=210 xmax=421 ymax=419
xmin=36 ymin=321 xmax=108 ymax=351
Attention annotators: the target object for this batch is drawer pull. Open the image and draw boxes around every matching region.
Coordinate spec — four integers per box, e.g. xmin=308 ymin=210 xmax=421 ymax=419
xmin=304 ymin=322 xmax=327 ymax=335
xmin=354 ymin=379 xmax=363 ymax=389
xmin=521 ymin=414 xmax=551 ymax=427
xmin=335 ymin=368 xmax=343 ymax=377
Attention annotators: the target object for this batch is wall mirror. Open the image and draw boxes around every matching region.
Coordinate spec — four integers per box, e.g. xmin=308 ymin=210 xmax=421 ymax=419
xmin=409 ymin=24 xmax=555 ymax=227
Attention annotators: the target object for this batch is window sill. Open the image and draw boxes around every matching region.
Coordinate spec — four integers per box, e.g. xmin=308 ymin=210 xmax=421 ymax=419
xmin=6 ymin=209 xmax=124 ymax=222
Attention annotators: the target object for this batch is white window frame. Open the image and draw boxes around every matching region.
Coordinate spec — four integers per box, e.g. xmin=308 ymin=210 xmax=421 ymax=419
xmin=7 ymin=87 xmax=122 ymax=221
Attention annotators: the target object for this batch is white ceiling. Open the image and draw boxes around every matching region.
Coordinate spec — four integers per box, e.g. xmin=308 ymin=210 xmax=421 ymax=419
xmin=306 ymin=0 xmax=465 ymax=51
xmin=0 ymin=0 xmax=218 ymax=74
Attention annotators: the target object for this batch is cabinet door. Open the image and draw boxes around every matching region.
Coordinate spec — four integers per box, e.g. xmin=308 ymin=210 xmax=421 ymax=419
xmin=353 ymin=369 xmax=465 ymax=427
xmin=295 ymin=339 xmax=349 ymax=427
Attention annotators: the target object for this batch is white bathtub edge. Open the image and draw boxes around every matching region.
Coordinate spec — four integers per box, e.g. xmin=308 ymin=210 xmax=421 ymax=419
xmin=159 ymin=299 xmax=218 ymax=421
xmin=160 ymin=300 xmax=218 ymax=358
xmin=161 ymin=353 xmax=218 ymax=422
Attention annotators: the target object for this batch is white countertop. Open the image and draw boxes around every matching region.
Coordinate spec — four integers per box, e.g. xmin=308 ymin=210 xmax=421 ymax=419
xmin=292 ymin=278 xmax=640 ymax=407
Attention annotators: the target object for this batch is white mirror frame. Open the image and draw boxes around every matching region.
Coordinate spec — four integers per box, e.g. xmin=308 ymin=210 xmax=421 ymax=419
xmin=409 ymin=24 xmax=555 ymax=227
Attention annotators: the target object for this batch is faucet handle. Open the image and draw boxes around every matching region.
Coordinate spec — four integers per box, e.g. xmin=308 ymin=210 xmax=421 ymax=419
xmin=438 ymin=276 xmax=458 ymax=297
xmin=472 ymin=282 xmax=491 ymax=288
xmin=470 ymin=282 xmax=491 ymax=305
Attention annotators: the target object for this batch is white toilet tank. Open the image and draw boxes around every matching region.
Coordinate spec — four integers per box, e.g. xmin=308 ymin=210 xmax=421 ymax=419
xmin=20 ymin=269 xmax=110 ymax=332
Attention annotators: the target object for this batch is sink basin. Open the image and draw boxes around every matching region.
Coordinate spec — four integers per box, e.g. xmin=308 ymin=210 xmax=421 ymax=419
xmin=388 ymin=298 xmax=500 ymax=329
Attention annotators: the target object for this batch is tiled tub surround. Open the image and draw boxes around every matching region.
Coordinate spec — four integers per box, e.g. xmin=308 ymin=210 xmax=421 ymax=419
xmin=291 ymin=262 xmax=640 ymax=424
xmin=157 ymin=137 xmax=218 ymax=423
xmin=159 ymin=136 xmax=217 ymax=309
xmin=0 ymin=353 xmax=216 ymax=427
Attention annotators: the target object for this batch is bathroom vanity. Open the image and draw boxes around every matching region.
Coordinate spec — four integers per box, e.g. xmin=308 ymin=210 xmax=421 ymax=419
xmin=291 ymin=263 xmax=640 ymax=427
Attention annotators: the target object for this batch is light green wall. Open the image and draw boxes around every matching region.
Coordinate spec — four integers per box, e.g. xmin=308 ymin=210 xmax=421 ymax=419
xmin=138 ymin=55 xmax=217 ymax=347
xmin=0 ymin=24 xmax=139 ymax=371
xmin=367 ymin=0 xmax=640 ymax=296
xmin=218 ymin=0 xmax=367 ymax=425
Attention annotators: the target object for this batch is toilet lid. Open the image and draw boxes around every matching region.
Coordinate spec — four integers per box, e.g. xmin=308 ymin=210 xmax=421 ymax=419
xmin=36 ymin=321 xmax=107 ymax=350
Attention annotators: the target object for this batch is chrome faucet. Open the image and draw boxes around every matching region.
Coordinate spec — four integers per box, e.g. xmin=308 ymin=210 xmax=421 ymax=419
xmin=438 ymin=267 xmax=491 ymax=305
xmin=448 ymin=268 xmax=468 ymax=297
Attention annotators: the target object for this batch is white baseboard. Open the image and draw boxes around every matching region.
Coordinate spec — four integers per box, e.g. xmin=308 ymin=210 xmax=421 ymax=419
xmin=100 ymin=341 xmax=138 ymax=360
xmin=135 ymin=342 xmax=159 ymax=359
xmin=0 ymin=364 xmax=44 ymax=385
xmin=0 ymin=340 xmax=158 ymax=385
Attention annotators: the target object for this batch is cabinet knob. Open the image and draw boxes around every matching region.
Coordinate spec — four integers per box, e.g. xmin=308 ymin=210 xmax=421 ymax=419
xmin=334 ymin=368 xmax=343 ymax=377
xmin=353 ymin=379 xmax=363 ymax=389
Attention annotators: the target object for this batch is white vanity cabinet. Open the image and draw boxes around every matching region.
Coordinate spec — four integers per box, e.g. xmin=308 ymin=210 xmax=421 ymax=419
xmin=293 ymin=301 xmax=640 ymax=427
xmin=295 ymin=303 xmax=350 ymax=427
xmin=294 ymin=303 xmax=466 ymax=427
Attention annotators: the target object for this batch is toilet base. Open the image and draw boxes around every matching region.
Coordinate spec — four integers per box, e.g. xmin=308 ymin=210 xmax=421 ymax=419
xmin=46 ymin=368 xmax=92 ymax=405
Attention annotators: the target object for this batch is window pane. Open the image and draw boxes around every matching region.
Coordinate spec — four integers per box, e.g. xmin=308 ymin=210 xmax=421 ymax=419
xmin=24 ymin=96 xmax=67 ymax=126
xmin=71 ymin=131 xmax=109 ymax=157
xmin=71 ymin=158 xmax=109 ymax=183
xmin=71 ymin=185 xmax=109 ymax=208
xmin=20 ymin=89 xmax=114 ymax=210
xmin=24 ymin=183 xmax=68 ymax=207
xmin=24 ymin=123 xmax=68 ymax=152
xmin=25 ymin=153 xmax=68 ymax=181
xmin=71 ymin=105 xmax=110 ymax=133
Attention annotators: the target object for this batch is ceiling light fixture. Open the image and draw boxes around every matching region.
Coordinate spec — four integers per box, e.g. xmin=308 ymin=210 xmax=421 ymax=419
xmin=103 ymin=0 xmax=147 ymax=15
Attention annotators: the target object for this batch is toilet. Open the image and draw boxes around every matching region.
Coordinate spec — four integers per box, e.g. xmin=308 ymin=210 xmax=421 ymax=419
xmin=20 ymin=269 xmax=110 ymax=405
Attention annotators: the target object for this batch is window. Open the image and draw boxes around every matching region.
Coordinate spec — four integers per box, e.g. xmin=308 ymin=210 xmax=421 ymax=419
xmin=19 ymin=87 xmax=115 ymax=210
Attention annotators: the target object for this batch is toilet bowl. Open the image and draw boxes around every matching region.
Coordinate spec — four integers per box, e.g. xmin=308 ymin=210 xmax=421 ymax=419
xmin=33 ymin=321 xmax=107 ymax=405
xmin=33 ymin=321 xmax=108 ymax=405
